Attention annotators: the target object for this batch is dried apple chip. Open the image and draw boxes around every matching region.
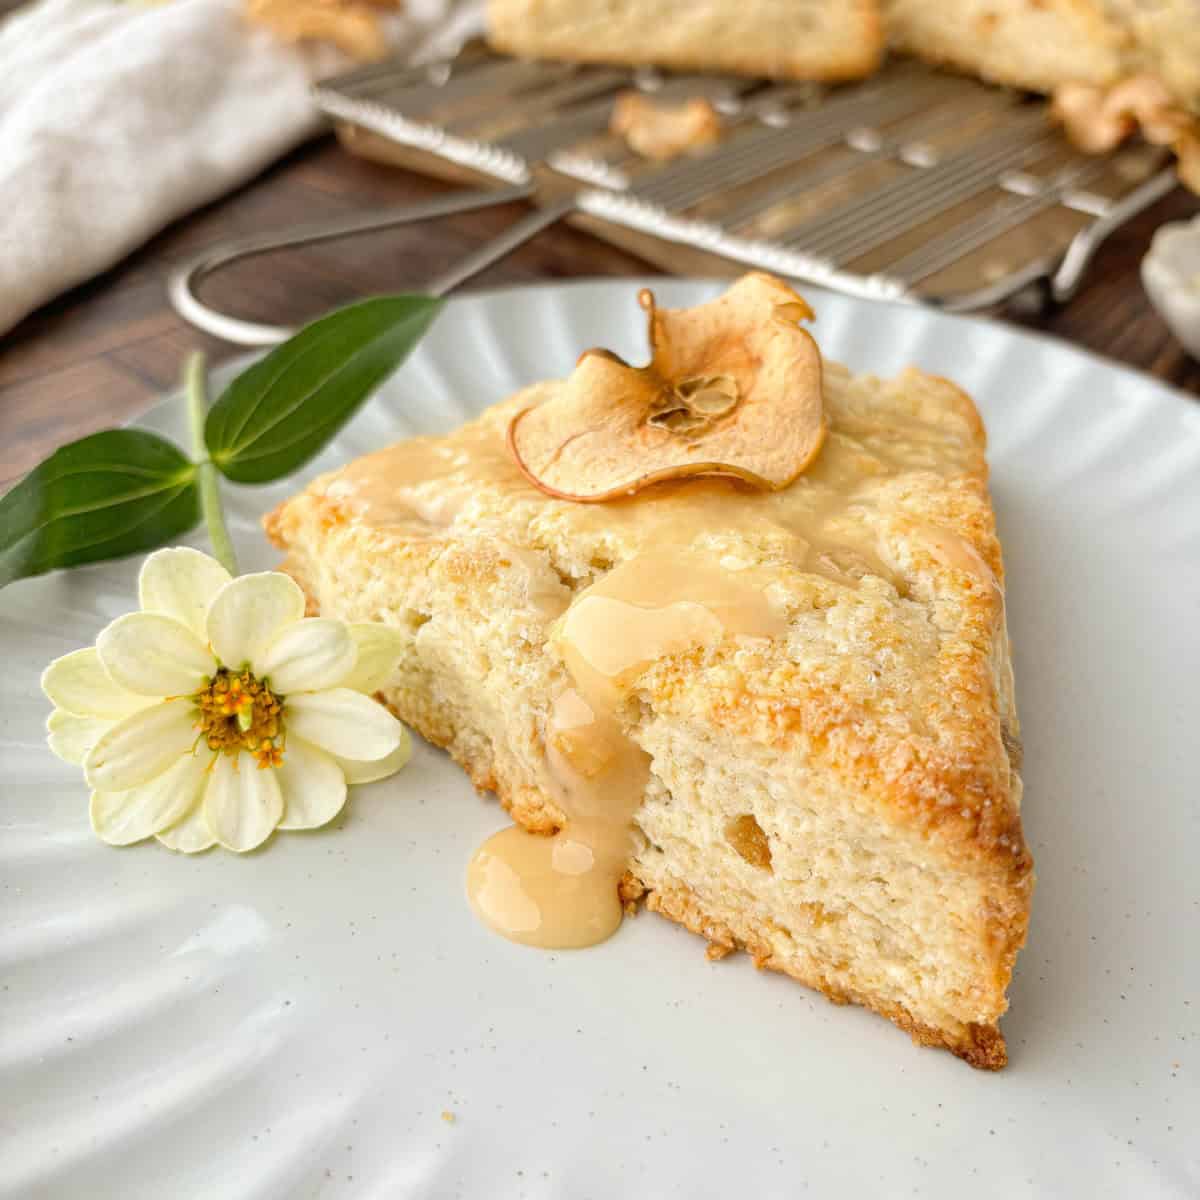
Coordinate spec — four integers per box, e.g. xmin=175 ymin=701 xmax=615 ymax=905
xmin=507 ymin=273 xmax=826 ymax=502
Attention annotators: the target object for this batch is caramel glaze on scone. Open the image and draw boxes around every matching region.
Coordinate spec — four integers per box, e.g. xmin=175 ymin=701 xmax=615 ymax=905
xmin=265 ymin=320 xmax=1033 ymax=1069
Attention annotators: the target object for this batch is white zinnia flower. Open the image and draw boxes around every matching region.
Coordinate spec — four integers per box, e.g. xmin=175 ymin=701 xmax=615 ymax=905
xmin=41 ymin=547 xmax=411 ymax=853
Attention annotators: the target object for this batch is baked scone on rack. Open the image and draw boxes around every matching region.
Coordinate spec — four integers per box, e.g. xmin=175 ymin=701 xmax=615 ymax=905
xmin=883 ymin=0 xmax=1128 ymax=94
xmin=1105 ymin=0 xmax=1200 ymax=114
xmin=486 ymin=0 xmax=885 ymax=82
xmin=884 ymin=0 xmax=1200 ymax=112
xmin=265 ymin=274 xmax=1033 ymax=1069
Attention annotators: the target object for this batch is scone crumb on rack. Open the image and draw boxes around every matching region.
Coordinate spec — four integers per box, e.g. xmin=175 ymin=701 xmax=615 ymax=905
xmin=610 ymin=93 xmax=723 ymax=161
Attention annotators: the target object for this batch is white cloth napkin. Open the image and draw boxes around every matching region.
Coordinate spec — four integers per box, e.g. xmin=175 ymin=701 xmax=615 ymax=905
xmin=0 ymin=0 xmax=484 ymax=336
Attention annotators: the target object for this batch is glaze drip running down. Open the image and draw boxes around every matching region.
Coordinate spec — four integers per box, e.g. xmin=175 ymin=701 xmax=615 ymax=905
xmin=466 ymin=553 xmax=786 ymax=949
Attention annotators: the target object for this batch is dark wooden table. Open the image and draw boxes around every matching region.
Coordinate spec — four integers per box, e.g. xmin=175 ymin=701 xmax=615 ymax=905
xmin=2 ymin=134 xmax=1198 ymax=489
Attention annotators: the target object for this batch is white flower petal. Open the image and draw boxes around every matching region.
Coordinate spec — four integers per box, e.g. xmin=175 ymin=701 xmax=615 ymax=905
xmin=41 ymin=647 xmax=152 ymax=718
xmin=89 ymin=751 xmax=212 ymax=846
xmin=334 ymin=727 xmax=412 ymax=785
xmin=340 ymin=623 xmax=407 ymax=694
xmin=47 ymin=709 xmax=114 ymax=765
xmin=84 ymin=699 xmax=198 ymax=792
xmin=257 ymin=619 xmax=356 ymax=695
xmin=139 ymin=547 xmax=232 ymax=639
xmin=203 ymin=753 xmax=284 ymax=852
xmin=275 ymin=738 xmax=347 ymax=830
xmin=207 ymin=572 xmax=305 ymax=672
xmin=97 ymin=613 xmax=214 ymax=697
xmin=285 ymin=688 xmax=405 ymax=761
xmin=156 ymin=798 xmax=217 ymax=854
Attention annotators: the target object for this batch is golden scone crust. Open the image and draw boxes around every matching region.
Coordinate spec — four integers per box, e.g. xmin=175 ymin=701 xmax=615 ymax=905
xmin=486 ymin=0 xmax=885 ymax=82
xmin=266 ymin=357 xmax=1033 ymax=1068
xmin=884 ymin=0 xmax=1128 ymax=92
xmin=885 ymin=0 xmax=1200 ymax=112
xmin=1102 ymin=0 xmax=1200 ymax=111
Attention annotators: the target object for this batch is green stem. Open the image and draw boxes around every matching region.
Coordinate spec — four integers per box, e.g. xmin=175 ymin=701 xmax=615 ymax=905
xmin=184 ymin=352 xmax=239 ymax=577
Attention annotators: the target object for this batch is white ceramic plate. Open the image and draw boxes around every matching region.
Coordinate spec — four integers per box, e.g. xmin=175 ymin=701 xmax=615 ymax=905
xmin=2 ymin=280 xmax=1198 ymax=1200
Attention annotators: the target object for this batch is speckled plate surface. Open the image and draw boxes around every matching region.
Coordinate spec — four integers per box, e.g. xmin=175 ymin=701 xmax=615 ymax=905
xmin=2 ymin=280 xmax=1198 ymax=1199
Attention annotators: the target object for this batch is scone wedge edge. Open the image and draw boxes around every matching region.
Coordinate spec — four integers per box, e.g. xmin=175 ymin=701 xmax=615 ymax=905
xmin=265 ymin=358 xmax=1033 ymax=1069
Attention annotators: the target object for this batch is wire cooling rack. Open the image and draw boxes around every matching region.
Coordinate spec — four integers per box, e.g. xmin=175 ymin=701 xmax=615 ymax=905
xmin=168 ymin=41 xmax=1180 ymax=344
xmin=314 ymin=42 xmax=1178 ymax=311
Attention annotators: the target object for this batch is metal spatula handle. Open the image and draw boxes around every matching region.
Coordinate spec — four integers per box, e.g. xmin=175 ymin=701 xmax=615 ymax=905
xmin=167 ymin=183 xmax=543 ymax=346
xmin=425 ymin=200 xmax=575 ymax=297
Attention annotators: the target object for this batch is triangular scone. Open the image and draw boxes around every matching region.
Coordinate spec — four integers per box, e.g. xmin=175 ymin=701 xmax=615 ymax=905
xmin=486 ymin=0 xmax=884 ymax=82
xmin=883 ymin=0 xmax=1128 ymax=94
xmin=265 ymin=283 xmax=1033 ymax=1069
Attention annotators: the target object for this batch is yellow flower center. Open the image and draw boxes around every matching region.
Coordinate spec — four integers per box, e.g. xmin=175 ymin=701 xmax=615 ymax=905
xmin=194 ymin=668 xmax=285 ymax=769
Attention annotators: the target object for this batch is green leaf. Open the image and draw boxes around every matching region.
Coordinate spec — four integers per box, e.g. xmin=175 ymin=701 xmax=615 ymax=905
xmin=206 ymin=294 xmax=444 ymax=484
xmin=0 ymin=430 xmax=199 ymax=588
